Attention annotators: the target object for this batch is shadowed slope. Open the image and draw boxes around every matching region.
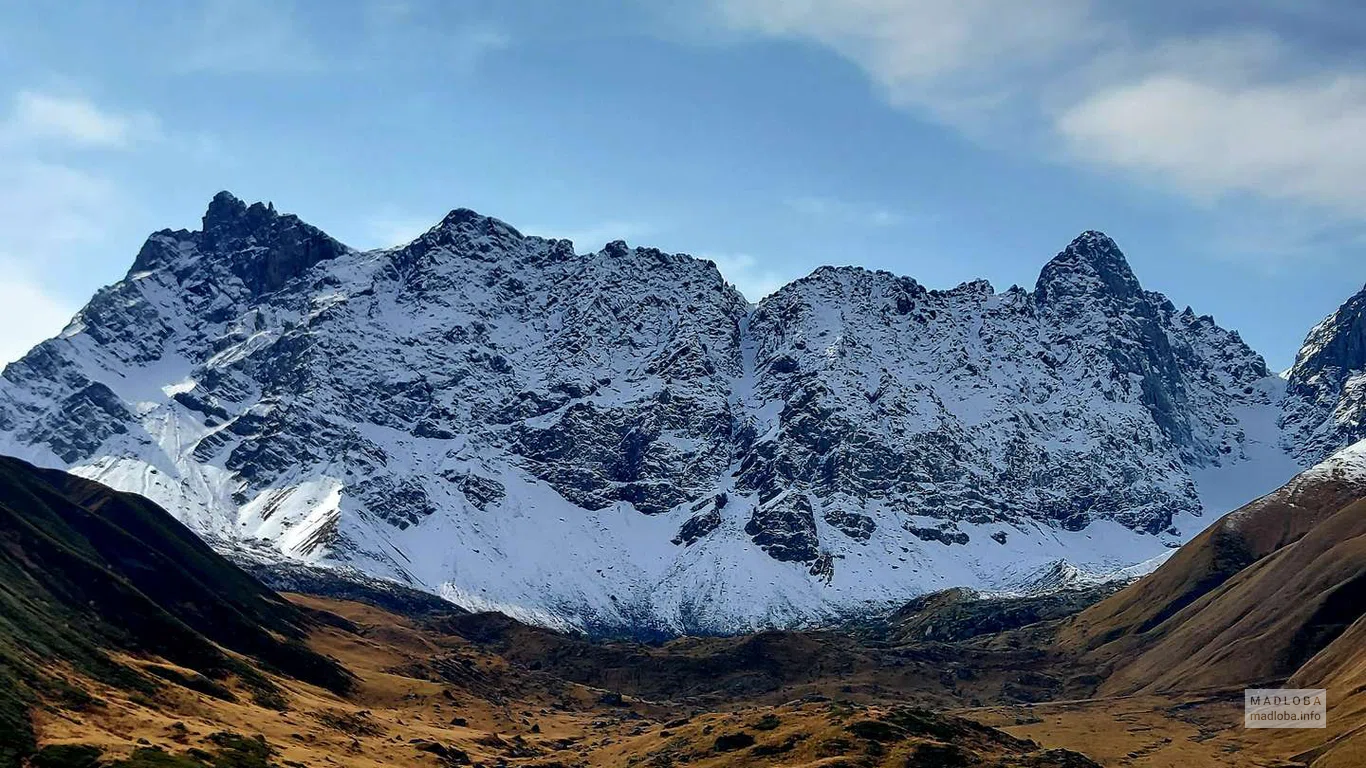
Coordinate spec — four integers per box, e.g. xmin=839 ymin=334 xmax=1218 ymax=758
xmin=0 ymin=455 xmax=352 ymax=767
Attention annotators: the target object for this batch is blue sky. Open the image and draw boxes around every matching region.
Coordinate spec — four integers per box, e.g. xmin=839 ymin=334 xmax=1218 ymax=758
xmin=0 ymin=1 xmax=1363 ymax=370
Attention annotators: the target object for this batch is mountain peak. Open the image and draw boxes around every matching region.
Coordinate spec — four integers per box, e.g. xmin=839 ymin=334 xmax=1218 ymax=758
xmin=1035 ymin=230 xmax=1141 ymax=307
xmin=201 ymin=191 xmax=287 ymax=250
xmin=204 ymin=189 xmax=247 ymax=224
xmin=434 ymin=207 xmax=523 ymax=238
xmin=192 ymin=192 xmax=345 ymax=294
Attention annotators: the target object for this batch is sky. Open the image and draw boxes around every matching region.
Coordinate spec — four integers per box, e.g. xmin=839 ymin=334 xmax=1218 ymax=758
xmin=0 ymin=1 xmax=1363 ymax=370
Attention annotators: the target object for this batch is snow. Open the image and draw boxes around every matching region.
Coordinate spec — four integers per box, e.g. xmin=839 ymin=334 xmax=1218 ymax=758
xmin=1187 ymin=374 xmax=1304 ymax=534
xmin=0 ymin=200 xmax=1348 ymax=635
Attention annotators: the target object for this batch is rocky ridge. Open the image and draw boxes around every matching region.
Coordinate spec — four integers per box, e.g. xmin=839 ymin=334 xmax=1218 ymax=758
xmin=0 ymin=193 xmax=1345 ymax=633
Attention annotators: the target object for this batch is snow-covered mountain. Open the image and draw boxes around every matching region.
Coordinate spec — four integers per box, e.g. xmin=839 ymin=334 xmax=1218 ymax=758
xmin=1282 ymin=283 xmax=1366 ymax=464
xmin=0 ymin=193 xmax=1334 ymax=633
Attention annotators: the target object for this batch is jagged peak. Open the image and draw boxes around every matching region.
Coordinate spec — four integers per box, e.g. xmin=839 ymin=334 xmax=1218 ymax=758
xmin=432 ymin=207 xmax=524 ymax=239
xmin=199 ymin=190 xmax=304 ymax=251
xmin=943 ymin=278 xmax=995 ymax=297
xmin=1035 ymin=230 xmax=1141 ymax=307
xmin=134 ymin=191 xmax=345 ymax=295
xmin=1287 ymin=281 xmax=1366 ymax=383
xmin=203 ymin=190 xmax=248 ymax=226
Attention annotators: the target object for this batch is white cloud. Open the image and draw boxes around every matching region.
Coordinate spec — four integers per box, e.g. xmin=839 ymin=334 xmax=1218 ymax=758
xmin=175 ymin=0 xmax=510 ymax=76
xmin=361 ymin=211 xmax=437 ymax=249
xmin=0 ymin=161 xmax=123 ymax=253
xmin=446 ymin=24 xmax=512 ymax=68
xmin=1058 ymin=73 xmax=1366 ymax=216
xmin=713 ymin=0 xmax=1095 ymax=122
xmin=2 ymin=91 xmax=159 ymax=148
xmin=0 ymin=258 xmax=75 ymax=365
xmin=0 ymin=90 xmax=149 ymax=362
xmin=786 ymin=196 xmax=904 ymax=227
xmin=702 ymin=252 xmax=790 ymax=302
xmin=709 ymin=1 xmax=1366 ymax=230
xmin=0 ymin=161 xmax=123 ymax=363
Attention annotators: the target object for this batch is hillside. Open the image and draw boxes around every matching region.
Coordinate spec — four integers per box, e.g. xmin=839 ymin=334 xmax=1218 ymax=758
xmin=1058 ymin=441 xmax=1366 ymax=693
xmin=0 ymin=455 xmax=351 ymax=767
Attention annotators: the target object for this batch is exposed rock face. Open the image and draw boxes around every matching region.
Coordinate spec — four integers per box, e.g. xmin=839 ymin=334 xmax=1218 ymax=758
xmin=0 ymin=194 xmax=1309 ymax=634
xmin=734 ymin=232 xmax=1275 ymax=538
xmin=1283 ymin=284 xmax=1366 ymax=463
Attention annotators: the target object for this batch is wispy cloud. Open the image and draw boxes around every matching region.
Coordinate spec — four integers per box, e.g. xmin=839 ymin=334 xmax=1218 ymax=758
xmin=0 ymin=90 xmax=149 ymax=363
xmin=1 ymin=91 xmax=159 ymax=148
xmin=1058 ymin=70 xmax=1366 ymax=217
xmin=172 ymin=0 xmax=511 ymax=76
xmin=785 ymin=196 xmax=904 ymax=227
xmin=713 ymin=0 xmax=1096 ymax=125
xmin=708 ymin=1 xmax=1366 ymax=252
xmin=175 ymin=0 xmax=325 ymax=75
xmin=0 ymin=161 xmax=118 ymax=364
xmin=702 ymin=252 xmax=790 ymax=302
xmin=0 ymin=257 xmax=75 ymax=365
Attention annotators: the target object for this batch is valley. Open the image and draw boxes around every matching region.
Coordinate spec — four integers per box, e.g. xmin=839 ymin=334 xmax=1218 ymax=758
xmin=8 ymin=440 xmax=1366 ymax=766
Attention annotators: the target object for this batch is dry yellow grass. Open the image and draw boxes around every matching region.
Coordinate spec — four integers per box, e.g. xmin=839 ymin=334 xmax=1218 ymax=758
xmin=29 ymin=592 xmax=1366 ymax=768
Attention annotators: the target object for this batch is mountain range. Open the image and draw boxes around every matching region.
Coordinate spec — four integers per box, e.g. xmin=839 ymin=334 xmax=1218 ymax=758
xmin=1 ymin=192 xmax=1363 ymax=634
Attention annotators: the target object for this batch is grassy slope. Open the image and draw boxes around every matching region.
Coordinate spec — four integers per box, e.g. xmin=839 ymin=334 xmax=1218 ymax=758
xmin=0 ymin=456 xmax=352 ymax=767
xmin=1057 ymin=464 xmax=1366 ymax=690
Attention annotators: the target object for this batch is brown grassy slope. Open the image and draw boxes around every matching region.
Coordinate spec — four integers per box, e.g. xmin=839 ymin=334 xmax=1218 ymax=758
xmin=1061 ymin=464 xmax=1366 ymax=652
xmin=0 ymin=455 xmax=352 ymax=767
xmin=1094 ymin=496 xmax=1366 ymax=694
xmin=1055 ymin=456 xmax=1366 ymax=696
xmin=34 ymin=593 xmax=1104 ymax=768
xmin=1263 ymin=581 xmax=1366 ymax=767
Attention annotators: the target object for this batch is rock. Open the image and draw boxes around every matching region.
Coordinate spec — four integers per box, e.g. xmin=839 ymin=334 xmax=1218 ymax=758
xmin=1283 ymin=283 xmax=1366 ymax=463
xmin=0 ymin=193 xmax=1318 ymax=635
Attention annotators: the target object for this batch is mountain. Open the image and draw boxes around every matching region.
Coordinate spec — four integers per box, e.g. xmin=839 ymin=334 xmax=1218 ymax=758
xmin=0 ymin=193 xmax=1319 ymax=634
xmin=0 ymin=455 xmax=351 ymax=767
xmin=1283 ymin=283 xmax=1366 ymax=463
xmin=7 ymin=434 xmax=1365 ymax=767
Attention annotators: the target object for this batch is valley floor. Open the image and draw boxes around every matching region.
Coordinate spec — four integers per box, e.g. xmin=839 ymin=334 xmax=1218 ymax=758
xmin=28 ymin=593 xmax=1354 ymax=768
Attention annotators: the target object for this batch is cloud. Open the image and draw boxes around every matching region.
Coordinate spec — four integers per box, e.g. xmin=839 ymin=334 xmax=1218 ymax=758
xmin=713 ymin=0 xmax=1096 ymax=123
xmin=362 ymin=211 xmax=437 ymax=249
xmin=176 ymin=0 xmax=325 ymax=75
xmin=0 ymin=91 xmax=148 ymax=362
xmin=702 ymin=252 xmax=789 ymax=302
xmin=526 ymin=220 xmax=658 ymax=253
xmin=448 ymin=24 xmax=513 ymax=67
xmin=0 ymin=259 xmax=75 ymax=365
xmin=172 ymin=0 xmax=511 ymax=76
xmin=366 ymin=9 xmax=511 ymax=72
xmin=1058 ymin=73 xmax=1366 ymax=216
xmin=1 ymin=91 xmax=159 ymax=148
xmin=708 ymin=1 xmax=1366 ymax=231
xmin=0 ymin=162 xmax=122 ymax=251
xmin=0 ymin=92 xmax=136 ymax=254
xmin=786 ymin=196 xmax=904 ymax=227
